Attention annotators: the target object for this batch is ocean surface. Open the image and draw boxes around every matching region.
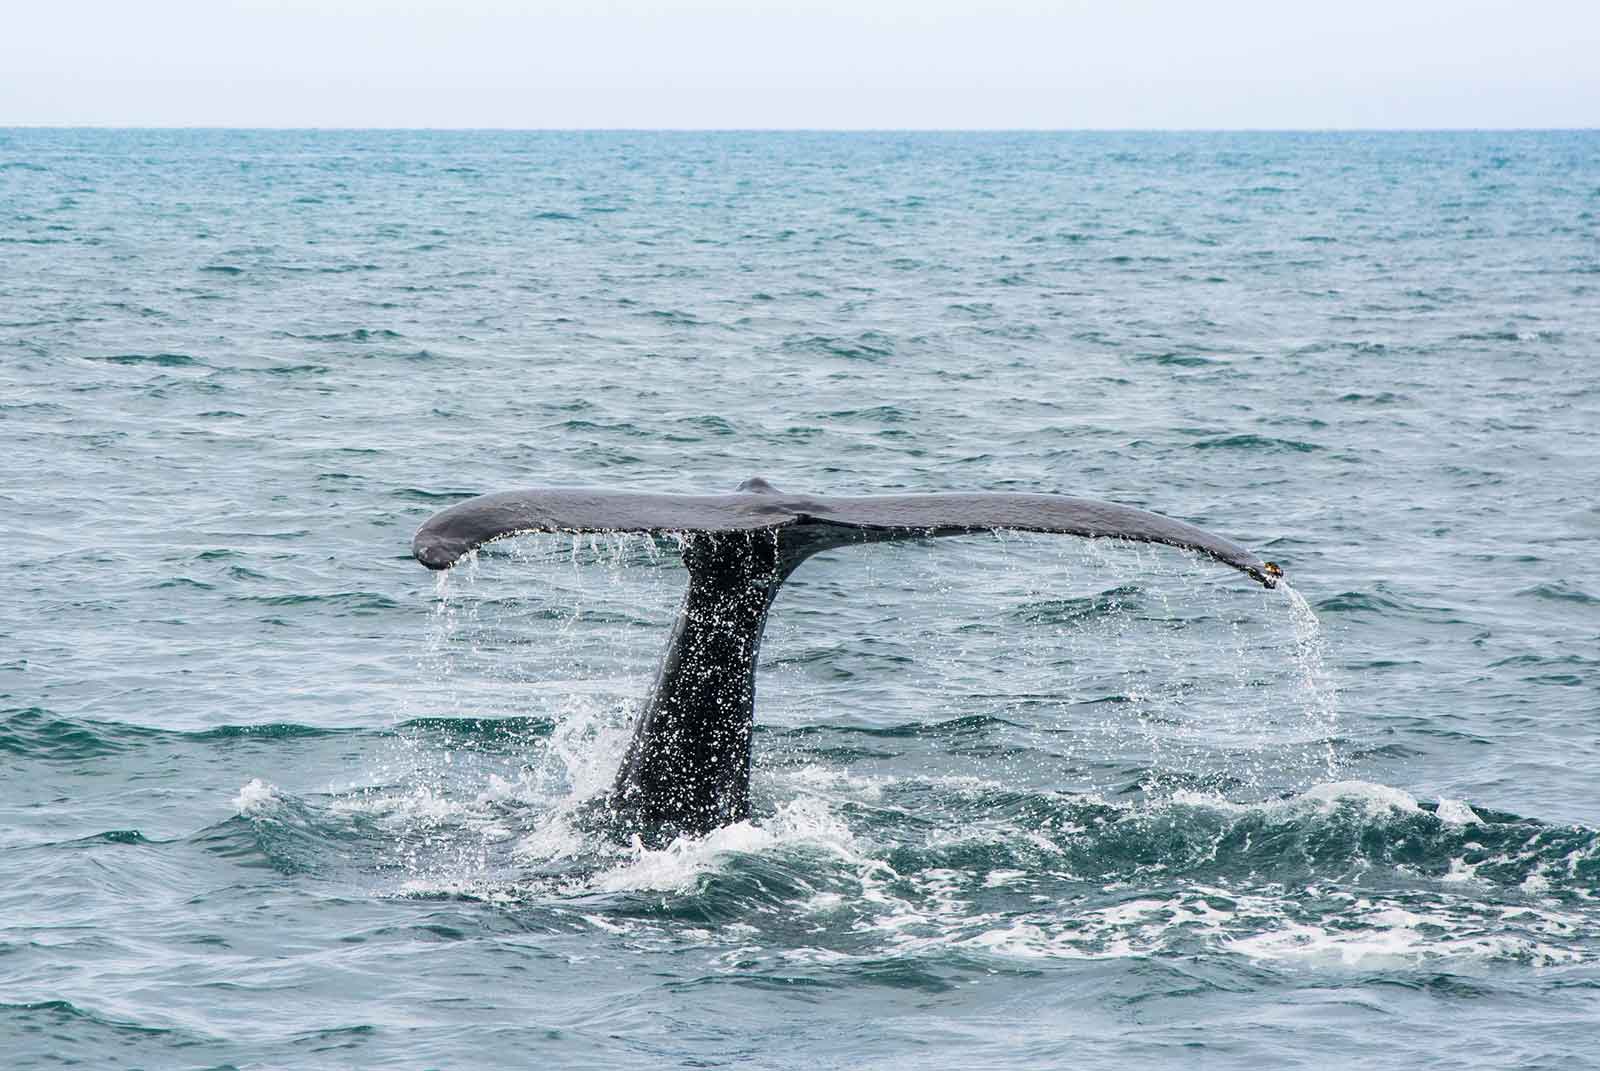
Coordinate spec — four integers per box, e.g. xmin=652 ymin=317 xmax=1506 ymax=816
xmin=2 ymin=129 xmax=1598 ymax=1069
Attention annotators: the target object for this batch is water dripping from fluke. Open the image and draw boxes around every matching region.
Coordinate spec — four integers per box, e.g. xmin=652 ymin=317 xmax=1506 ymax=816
xmin=1275 ymin=576 xmax=1341 ymax=782
xmin=406 ymin=479 xmax=1297 ymax=848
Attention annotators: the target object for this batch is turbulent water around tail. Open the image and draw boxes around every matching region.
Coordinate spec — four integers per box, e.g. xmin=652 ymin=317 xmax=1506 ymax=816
xmin=3 ymin=130 xmax=1598 ymax=1069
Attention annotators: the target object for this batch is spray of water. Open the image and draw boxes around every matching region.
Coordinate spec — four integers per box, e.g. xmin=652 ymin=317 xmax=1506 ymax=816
xmin=368 ymin=531 xmax=1340 ymax=897
xmin=307 ymin=541 xmax=1600 ymax=972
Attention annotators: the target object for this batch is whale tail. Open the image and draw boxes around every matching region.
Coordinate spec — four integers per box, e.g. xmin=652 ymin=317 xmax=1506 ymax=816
xmin=412 ymin=479 xmax=1281 ymax=841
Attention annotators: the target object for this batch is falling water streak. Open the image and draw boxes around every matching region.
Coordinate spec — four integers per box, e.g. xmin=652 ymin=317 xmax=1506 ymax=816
xmin=1278 ymin=579 xmax=1340 ymax=780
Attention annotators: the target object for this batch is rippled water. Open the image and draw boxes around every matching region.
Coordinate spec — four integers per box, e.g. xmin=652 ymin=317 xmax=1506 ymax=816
xmin=3 ymin=130 xmax=1598 ymax=1069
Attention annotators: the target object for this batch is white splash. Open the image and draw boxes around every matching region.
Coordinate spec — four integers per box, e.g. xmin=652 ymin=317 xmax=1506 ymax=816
xmin=233 ymin=778 xmax=277 ymax=814
xmin=1437 ymin=798 xmax=1482 ymax=825
xmin=587 ymin=795 xmax=859 ymax=894
xmin=1298 ymin=780 xmax=1422 ymax=814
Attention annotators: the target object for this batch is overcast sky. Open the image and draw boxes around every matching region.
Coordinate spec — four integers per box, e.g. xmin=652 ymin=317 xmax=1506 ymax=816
xmin=4 ymin=0 xmax=1596 ymax=129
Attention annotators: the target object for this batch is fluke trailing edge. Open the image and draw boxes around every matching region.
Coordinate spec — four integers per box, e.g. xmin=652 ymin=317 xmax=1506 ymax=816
xmin=412 ymin=478 xmax=1282 ymax=841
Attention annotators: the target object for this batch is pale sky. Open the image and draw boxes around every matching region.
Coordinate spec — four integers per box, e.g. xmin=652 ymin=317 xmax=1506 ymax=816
xmin=4 ymin=0 xmax=1597 ymax=129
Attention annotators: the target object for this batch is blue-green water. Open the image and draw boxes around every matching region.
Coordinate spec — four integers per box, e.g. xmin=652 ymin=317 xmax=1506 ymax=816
xmin=2 ymin=130 xmax=1598 ymax=1069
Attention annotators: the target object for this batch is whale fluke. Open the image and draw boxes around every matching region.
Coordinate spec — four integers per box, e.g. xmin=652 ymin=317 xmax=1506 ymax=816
xmin=412 ymin=481 xmax=1280 ymax=588
xmin=412 ymin=479 xmax=1281 ymax=841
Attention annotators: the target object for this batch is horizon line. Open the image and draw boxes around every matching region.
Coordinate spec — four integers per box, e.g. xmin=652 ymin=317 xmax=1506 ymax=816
xmin=4 ymin=124 xmax=1597 ymax=134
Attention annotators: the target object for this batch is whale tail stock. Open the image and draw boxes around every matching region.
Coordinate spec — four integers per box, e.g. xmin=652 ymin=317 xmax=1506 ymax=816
xmin=411 ymin=478 xmax=1281 ymax=841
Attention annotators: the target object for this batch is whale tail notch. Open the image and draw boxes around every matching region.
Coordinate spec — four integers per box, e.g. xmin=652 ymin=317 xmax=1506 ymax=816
xmin=412 ymin=478 xmax=1281 ymax=841
xmin=412 ymin=477 xmax=1280 ymax=588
